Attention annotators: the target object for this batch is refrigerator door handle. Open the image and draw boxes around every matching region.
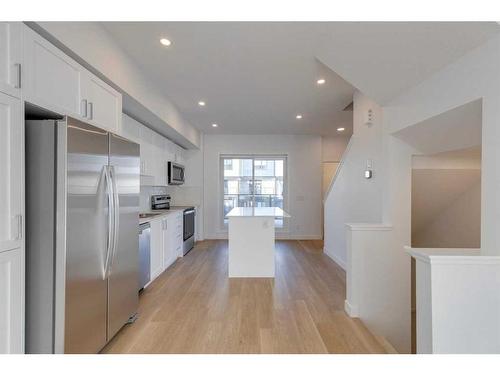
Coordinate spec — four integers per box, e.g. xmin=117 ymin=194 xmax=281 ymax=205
xmin=107 ymin=165 xmax=120 ymax=277
xmin=103 ymin=166 xmax=114 ymax=279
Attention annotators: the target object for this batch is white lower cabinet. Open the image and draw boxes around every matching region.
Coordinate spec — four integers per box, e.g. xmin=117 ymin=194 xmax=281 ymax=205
xmin=0 ymin=247 xmax=23 ymax=354
xmin=150 ymin=219 xmax=164 ymax=281
xmin=148 ymin=212 xmax=184 ymax=285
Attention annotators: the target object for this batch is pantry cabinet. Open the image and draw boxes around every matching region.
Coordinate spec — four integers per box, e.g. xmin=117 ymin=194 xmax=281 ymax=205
xmin=0 ymin=22 xmax=22 ymax=98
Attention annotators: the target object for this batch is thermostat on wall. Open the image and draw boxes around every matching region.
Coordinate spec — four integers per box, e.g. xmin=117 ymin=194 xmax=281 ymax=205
xmin=364 ymin=170 xmax=373 ymax=179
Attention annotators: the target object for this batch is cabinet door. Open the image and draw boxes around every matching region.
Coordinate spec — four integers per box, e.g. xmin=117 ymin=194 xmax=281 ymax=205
xmin=82 ymin=71 xmax=122 ymax=133
xmin=162 ymin=218 xmax=174 ymax=270
xmin=139 ymin=126 xmax=153 ymax=177
xmin=0 ymin=22 xmax=22 ymax=98
xmin=173 ymin=213 xmax=183 ymax=258
xmin=23 ymin=26 xmax=85 ymax=119
xmin=150 ymin=220 xmax=163 ymax=280
xmin=0 ymin=247 xmax=23 ymax=353
xmin=0 ymin=93 xmax=22 ymax=253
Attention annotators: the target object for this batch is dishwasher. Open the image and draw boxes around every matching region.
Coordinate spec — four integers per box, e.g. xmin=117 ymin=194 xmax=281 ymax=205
xmin=138 ymin=223 xmax=151 ymax=291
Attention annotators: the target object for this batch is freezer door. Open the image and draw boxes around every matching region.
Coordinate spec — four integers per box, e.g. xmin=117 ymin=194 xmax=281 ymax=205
xmin=107 ymin=133 xmax=140 ymax=340
xmin=64 ymin=117 xmax=110 ymax=353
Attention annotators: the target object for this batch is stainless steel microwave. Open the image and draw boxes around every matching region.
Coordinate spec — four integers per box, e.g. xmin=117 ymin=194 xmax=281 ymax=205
xmin=168 ymin=161 xmax=185 ymax=185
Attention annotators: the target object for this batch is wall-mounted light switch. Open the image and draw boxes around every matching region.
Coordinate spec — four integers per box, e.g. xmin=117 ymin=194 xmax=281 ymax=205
xmin=364 ymin=170 xmax=373 ymax=179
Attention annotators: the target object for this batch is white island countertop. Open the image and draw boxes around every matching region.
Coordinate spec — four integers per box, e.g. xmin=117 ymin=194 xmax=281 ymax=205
xmin=226 ymin=207 xmax=291 ymax=218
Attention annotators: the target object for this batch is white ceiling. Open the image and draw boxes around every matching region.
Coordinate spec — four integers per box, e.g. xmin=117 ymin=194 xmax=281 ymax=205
xmin=102 ymin=22 xmax=499 ymax=136
xmin=102 ymin=22 xmax=356 ymax=136
xmin=316 ymin=22 xmax=500 ymax=104
xmin=393 ymin=99 xmax=482 ymax=154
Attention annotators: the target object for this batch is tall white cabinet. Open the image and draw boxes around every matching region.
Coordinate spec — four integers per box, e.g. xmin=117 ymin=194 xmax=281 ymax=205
xmin=0 ymin=60 xmax=24 ymax=353
xmin=0 ymin=248 xmax=23 ymax=353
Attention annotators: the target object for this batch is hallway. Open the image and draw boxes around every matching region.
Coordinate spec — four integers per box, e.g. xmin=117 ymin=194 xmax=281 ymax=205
xmin=102 ymin=240 xmax=393 ymax=354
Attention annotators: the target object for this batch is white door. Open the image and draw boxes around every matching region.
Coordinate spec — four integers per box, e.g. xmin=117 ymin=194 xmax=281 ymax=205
xmin=0 ymin=247 xmax=23 ymax=353
xmin=0 ymin=92 xmax=22 ymax=253
xmin=150 ymin=219 xmax=164 ymax=280
xmin=81 ymin=71 xmax=122 ymax=133
xmin=0 ymin=22 xmax=22 ymax=98
xmin=23 ymin=25 xmax=86 ymax=119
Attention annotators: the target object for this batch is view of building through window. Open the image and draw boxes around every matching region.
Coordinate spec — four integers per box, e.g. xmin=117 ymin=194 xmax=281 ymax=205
xmin=222 ymin=156 xmax=286 ymax=227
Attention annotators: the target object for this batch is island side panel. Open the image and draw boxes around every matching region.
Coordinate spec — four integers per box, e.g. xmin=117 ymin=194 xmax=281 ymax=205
xmin=228 ymin=216 xmax=275 ymax=278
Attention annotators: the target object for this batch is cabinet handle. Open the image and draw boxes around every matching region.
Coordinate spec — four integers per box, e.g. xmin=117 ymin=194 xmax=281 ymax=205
xmin=14 ymin=63 xmax=21 ymax=89
xmin=16 ymin=214 xmax=22 ymax=240
xmin=81 ymin=99 xmax=88 ymax=118
xmin=88 ymin=102 xmax=94 ymax=120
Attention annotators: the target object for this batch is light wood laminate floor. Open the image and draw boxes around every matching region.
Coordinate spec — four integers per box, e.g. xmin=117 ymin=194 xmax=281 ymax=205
xmin=102 ymin=240 xmax=392 ymax=354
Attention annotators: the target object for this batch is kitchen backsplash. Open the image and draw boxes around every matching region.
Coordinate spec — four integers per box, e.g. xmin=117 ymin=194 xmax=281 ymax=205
xmin=140 ymin=185 xmax=202 ymax=212
xmin=140 ymin=185 xmax=168 ymax=211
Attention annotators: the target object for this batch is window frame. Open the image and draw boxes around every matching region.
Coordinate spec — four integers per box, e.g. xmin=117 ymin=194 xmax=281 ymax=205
xmin=219 ymin=154 xmax=289 ymax=233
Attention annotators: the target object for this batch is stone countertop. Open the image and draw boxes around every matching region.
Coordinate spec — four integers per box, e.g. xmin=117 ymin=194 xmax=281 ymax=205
xmin=225 ymin=207 xmax=290 ymax=218
xmin=139 ymin=206 xmax=197 ymax=224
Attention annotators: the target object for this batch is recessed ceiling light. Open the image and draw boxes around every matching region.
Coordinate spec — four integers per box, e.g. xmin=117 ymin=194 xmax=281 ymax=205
xmin=296 ymin=114 xmax=303 ymax=119
xmin=198 ymin=101 xmax=206 ymax=106
xmin=212 ymin=123 xmax=218 ymax=128
xmin=317 ymin=78 xmax=326 ymax=85
xmin=337 ymin=127 xmax=345 ymax=132
xmin=160 ymin=38 xmax=172 ymax=47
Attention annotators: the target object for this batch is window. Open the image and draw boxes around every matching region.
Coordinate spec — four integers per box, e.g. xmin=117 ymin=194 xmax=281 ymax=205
xmin=221 ymin=156 xmax=287 ymax=228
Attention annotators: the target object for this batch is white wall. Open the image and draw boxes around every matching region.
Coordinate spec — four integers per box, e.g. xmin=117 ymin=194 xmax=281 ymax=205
xmin=32 ymin=22 xmax=201 ymax=149
xmin=203 ymin=134 xmax=323 ymax=240
xmin=384 ymin=34 xmax=500 ymax=257
xmin=323 ymin=91 xmax=384 ymax=269
xmin=345 ymin=33 xmax=500 ymax=353
xmin=322 ymin=134 xmax=350 ymax=162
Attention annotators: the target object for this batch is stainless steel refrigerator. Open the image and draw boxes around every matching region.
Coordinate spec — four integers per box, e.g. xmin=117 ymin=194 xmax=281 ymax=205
xmin=25 ymin=116 xmax=140 ymax=353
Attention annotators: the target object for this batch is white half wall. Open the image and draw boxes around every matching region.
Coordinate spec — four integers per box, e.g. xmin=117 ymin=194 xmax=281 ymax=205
xmin=323 ymin=91 xmax=384 ymax=269
xmin=203 ymin=134 xmax=323 ymax=240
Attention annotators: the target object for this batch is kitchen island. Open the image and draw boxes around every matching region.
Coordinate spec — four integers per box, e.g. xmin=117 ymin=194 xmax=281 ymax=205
xmin=226 ymin=207 xmax=290 ymax=278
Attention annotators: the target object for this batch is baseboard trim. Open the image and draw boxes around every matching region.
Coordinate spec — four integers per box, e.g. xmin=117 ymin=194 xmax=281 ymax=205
xmin=205 ymin=234 xmax=323 ymax=240
xmin=324 ymin=247 xmax=346 ymax=270
xmin=344 ymin=299 xmax=359 ymax=317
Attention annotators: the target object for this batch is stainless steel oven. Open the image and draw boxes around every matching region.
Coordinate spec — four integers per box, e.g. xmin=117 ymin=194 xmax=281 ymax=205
xmin=168 ymin=162 xmax=185 ymax=185
xmin=183 ymin=207 xmax=195 ymax=255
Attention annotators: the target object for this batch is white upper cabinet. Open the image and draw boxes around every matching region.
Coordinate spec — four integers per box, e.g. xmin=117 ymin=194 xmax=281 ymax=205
xmin=23 ymin=26 xmax=85 ymax=119
xmin=23 ymin=25 xmax=122 ymax=133
xmin=81 ymin=71 xmax=122 ymax=133
xmin=0 ymin=92 xmax=22 ymax=253
xmin=0 ymin=22 xmax=22 ymax=98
